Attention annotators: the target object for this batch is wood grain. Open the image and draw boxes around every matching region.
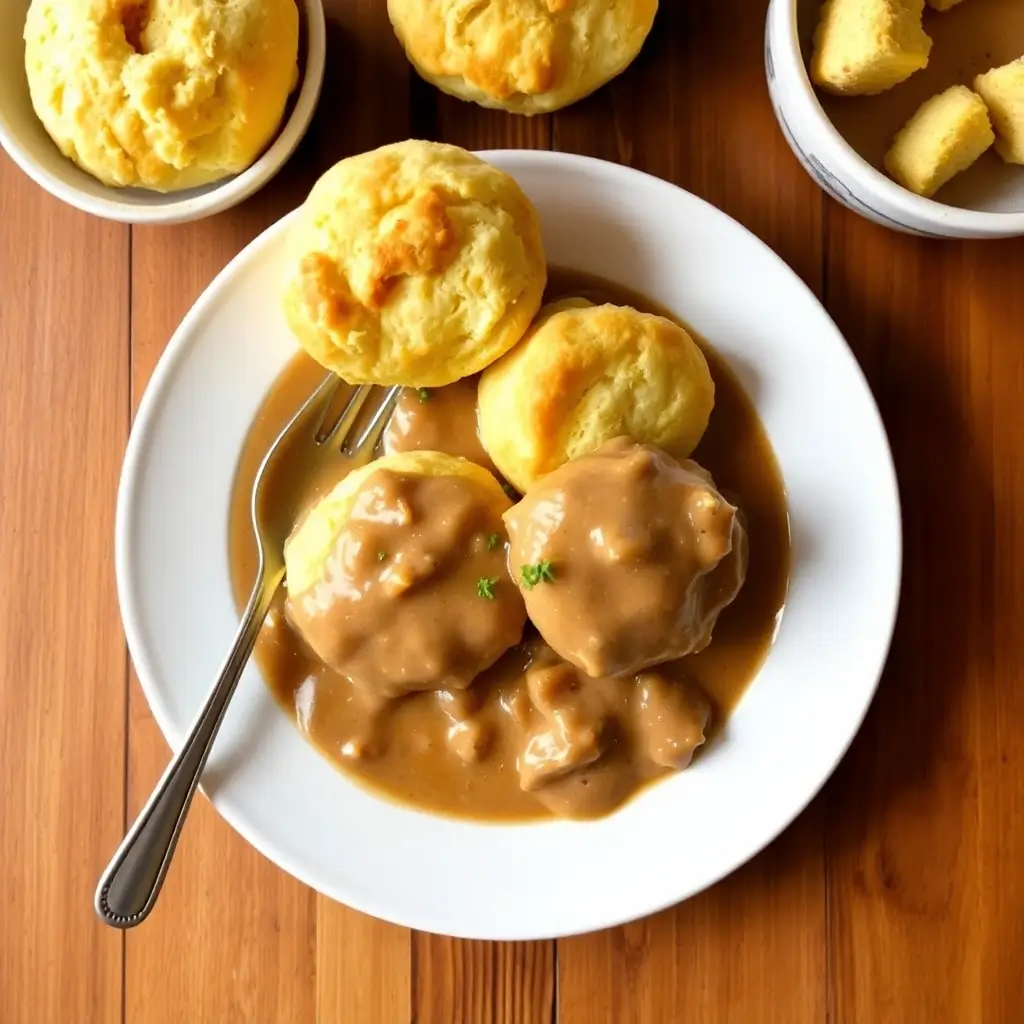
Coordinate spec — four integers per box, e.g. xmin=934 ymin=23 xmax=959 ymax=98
xmin=0 ymin=154 xmax=128 ymax=1024
xmin=412 ymin=935 xmax=555 ymax=1024
xmin=554 ymin=3 xmax=827 ymax=1020
xmin=824 ymin=214 xmax=1024 ymax=1022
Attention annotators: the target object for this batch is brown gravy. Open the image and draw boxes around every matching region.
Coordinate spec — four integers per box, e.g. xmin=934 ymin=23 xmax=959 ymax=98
xmin=228 ymin=269 xmax=791 ymax=821
xmin=802 ymin=0 xmax=1024 ymax=210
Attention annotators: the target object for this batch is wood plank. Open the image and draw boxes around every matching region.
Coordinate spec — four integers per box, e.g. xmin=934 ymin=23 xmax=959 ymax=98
xmin=0 ymin=154 xmax=128 ymax=1023
xmin=559 ymin=814 xmax=825 ymax=1024
xmin=552 ymin=0 xmax=822 ymax=291
xmin=553 ymin=2 xmax=827 ymax=1021
xmin=412 ymin=935 xmax=555 ymax=1024
xmin=823 ymin=214 xmax=1024 ymax=1021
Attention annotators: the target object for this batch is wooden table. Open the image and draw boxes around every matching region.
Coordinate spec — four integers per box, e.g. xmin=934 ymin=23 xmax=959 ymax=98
xmin=3 ymin=2 xmax=1023 ymax=1020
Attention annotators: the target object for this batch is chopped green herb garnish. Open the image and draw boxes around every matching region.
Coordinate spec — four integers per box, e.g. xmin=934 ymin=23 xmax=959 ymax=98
xmin=416 ymin=387 xmax=430 ymax=403
xmin=477 ymin=576 xmax=500 ymax=600
xmin=377 ymin=550 xmax=387 ymax=561
xmin=486 ymin=532 xmax=502 ymax=551
xmin=520 ymin=561 xmax=556 ymax=589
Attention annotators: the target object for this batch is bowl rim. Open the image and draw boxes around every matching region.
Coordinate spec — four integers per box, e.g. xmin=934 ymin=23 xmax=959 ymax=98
xmin=0 ymin=0 xmax=326 ymax=226
xmin=115 ymin=148 xmax=904 ymax=939
xmin=774 ymin=0 xmax=1024 ymax=233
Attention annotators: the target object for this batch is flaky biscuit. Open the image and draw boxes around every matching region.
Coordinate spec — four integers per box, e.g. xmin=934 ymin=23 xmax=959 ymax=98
xmin=284 ymin=450 xmax=511 ymax=599
xmin=23 ymin=0 xmax=299 ymax=191
xmin=478 ymin=300 xmax=714 ymax=492
xmin=387 ymin=0 xmax=658 ymax=115
xmin=281 ymin=141 xmax=547 ymax=387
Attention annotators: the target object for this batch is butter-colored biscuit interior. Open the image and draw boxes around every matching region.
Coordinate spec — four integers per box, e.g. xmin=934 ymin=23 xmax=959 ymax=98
xmin=282 ymin=141 xmax=547 ymax=387
xmin=810 ymin=0 xmax=932 ymax=97
xmin=23 ymin=0 xmax=299 ymax=191
xmin=884 ymin=85 xmax=994 ymax=197
xmin=478 ymin=299 xmax=715 ymax=493
xmin=975 ymin=59 xmax=1024 ymax=165
xmin=387 ymin=0 xmax=658 ymax=115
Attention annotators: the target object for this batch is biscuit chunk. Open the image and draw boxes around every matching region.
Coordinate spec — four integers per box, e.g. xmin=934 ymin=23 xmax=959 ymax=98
xmin=282 ymin=141 xmax=546 ymax=387
xmin=387 ymin=0 xmax=658 ymax=115
xmin=811 ymin=0 xmax=932 ymax=96
xmin=884 ymin=85 xmax=994 ymax=197
xmin=975 ymin=59 xmax=1024 ymax=164
xmin=478 ymin=299 xmax=714 ymax=493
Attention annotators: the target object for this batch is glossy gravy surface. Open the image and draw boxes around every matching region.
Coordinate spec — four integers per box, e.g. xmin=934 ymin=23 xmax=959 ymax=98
xmin=229 ymin=269 xmax=790 ymax=820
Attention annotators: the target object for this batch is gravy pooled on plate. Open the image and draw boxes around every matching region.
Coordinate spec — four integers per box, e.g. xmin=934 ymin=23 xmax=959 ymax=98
xmin=229 ymin=269 xmax=790 ymax=821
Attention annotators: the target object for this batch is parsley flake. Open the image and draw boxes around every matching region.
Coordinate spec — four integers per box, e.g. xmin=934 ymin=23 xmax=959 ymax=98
xmin=477 ymin=576 xmax=500 ymax=600
xmin=416 ymin=387 xmax=430 ymax=403
xmin=486 ymin=532 xmax=502 ymax=551
xmin=520 ymin=561 xmax=556 ymax=589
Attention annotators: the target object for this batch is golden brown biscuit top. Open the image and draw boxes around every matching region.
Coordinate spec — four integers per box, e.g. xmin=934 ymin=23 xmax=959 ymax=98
xmin=299 ymin=186 xmax=460 ymax=322
xmin=478 ymin=299 xmax=715 ymax=492
xmin=282 ymin=141 xmax=547 ymax=387
xmin=388 ymin=0 xmax=658 ymax=111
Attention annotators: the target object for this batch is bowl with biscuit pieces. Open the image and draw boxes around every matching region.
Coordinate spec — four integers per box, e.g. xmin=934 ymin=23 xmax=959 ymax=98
xmin=0 ymin=0 xmax=326 ymax=224
xmin=113 ymin=142 xmax=901 ymax=938
xmin=767 ymin=0 xmax=1024 ymax=237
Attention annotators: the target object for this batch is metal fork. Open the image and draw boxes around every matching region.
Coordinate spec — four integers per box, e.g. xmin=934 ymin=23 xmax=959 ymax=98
xmin=94 ymin=375 xmax=401 ymax=929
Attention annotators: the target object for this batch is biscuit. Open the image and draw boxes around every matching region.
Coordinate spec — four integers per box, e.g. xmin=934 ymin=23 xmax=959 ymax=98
xmin=810 ymin=0 xmax=932 ymax=97
xmin=975 ymin=59 xmax=1024 ymax=165
xmin=478 ymin=300 xmax=714 ymax=493
xmin=285 ymin=451 xmax=512 ymax=597
xmin=23 ymin=0 xmax=299 ymax=191
xmin=387 ymin=0 xmax=658 ymax=115
xmin=282 ymin=141 xmax=547 ymax=387
xmin=885 ymin=85 xmax=994 ymax=197
xmin=284 ymin=450 xmax=524 ymax=698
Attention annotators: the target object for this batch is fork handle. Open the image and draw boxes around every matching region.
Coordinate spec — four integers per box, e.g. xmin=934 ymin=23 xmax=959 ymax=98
xmin=94 ymin=569 xmax=284 ymax=928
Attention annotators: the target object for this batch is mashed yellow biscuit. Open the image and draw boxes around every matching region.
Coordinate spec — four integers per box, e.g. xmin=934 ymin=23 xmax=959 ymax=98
xmin=285 ymin=450 xmax=510 ymax=599
xmin=478 ymin=300 xmax=714 ymax=493
xmin=23 ymin=0 xmax=299 ymax=192
xmin=387 ymin=0 xmax=658 ymax=115
xmin=282 ymin=141 xmax=547 ymax=387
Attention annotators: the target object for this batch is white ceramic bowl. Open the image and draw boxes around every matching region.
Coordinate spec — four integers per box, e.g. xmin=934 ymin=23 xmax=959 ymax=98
xmin=116 ymin=151 xmax=902 ymax=939
xmin=0 ymin=0 xmax=325 ymax=225
xmin=766 ymin=0 xmax=1024 ymax=238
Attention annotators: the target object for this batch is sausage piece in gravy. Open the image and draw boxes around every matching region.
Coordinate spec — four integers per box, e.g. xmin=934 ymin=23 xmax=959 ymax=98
xmin=504 ymin=437 xmax=748 ymax=678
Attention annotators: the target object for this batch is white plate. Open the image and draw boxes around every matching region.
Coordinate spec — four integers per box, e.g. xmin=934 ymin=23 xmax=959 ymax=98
xmin=117 ymin=150 xmax=901 ymax=940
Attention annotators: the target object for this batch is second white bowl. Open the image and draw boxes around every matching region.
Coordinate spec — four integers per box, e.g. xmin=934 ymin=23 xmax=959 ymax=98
xmin=766 ymin=0 xmax=1024 ymax=239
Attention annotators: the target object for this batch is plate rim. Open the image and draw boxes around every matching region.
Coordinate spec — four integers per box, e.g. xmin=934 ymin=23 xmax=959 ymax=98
xmin=116 ymin=149 xmax=903 ymax=939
